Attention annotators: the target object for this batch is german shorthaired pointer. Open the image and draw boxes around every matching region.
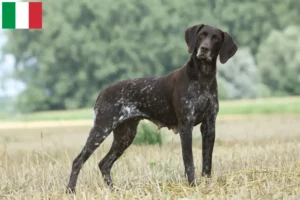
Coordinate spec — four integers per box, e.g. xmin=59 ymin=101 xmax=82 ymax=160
xmin=66 ymin=24 xmax=238 ymax=192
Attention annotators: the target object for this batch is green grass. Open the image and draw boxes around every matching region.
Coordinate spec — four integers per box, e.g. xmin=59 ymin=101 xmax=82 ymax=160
xmin=0 ymin=108 xmax=93 ymax=121
xmin=133 ymin=121 xmax=163 ymax=145
xmin=219 ymin=96 xmax=300 ymax=115
xmin=1 ymin=97 xmax=300 ymax=122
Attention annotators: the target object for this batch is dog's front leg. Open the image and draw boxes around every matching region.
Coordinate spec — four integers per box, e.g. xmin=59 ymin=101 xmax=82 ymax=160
xmin=179 ymin=122 xmax=196 ymax=186
xmin=200 ymin=118 xmax=216 ymax=177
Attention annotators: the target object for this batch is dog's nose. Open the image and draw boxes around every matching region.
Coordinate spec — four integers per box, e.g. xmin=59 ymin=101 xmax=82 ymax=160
xmin=200 ymin=46 xmax=209 ymax=53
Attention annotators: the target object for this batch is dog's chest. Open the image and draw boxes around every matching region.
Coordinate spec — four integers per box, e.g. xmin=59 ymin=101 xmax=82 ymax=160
xmin=185 ymin=82 xmax=217 ymax=122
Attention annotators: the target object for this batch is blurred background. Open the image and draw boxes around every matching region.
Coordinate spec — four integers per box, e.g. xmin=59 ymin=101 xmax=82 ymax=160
xmin=0 ymin=1 xmax=300 ymax=198
xmin=1 ymin=0 xmax=300 ymax=115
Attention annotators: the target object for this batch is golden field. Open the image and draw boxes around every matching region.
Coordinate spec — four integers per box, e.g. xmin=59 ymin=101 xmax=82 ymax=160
xmin=0 ymin=114 xmax=300 ymax=199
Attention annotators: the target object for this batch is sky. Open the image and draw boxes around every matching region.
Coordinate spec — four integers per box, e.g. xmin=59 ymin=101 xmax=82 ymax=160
xmin=0 ymin=30 xmax=25 ymax=97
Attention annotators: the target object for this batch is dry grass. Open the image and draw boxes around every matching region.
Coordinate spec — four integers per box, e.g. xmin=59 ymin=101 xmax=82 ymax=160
xmin=0 ymin=115 xmax=300 ymax=199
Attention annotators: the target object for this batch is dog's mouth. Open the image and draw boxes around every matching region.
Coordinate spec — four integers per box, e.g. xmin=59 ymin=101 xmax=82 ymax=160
xmin=196 ymin=54 xmax=212 ymax=63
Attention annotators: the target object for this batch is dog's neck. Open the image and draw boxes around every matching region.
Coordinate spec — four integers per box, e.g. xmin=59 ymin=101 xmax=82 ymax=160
xmin=185 ymin=54 xmax=217 ymax=85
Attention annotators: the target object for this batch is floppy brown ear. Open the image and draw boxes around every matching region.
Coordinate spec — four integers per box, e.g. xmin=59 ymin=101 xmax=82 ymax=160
xmin=184 ymin=24 xmax=204 ymax=54
xmin=219 ymin=32 xmax=238 ymax=64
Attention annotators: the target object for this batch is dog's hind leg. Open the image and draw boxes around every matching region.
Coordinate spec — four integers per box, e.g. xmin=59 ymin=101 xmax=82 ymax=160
xmin=99 ymin=118 xmax=139 ymax=188
xmin=66 ymin=124 xmax=112 ymax=193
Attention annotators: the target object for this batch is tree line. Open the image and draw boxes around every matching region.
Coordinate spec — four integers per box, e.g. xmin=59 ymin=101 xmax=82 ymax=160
xmin=4 ymin=0 xmax=300 ymax=112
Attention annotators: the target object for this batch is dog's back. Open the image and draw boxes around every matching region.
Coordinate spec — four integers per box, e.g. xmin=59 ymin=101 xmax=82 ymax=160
xmin=94 ymin=71 xmax=181 ymax=130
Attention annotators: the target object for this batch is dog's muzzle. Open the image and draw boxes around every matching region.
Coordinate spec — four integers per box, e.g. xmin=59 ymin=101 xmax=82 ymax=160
xmin=196 ymin=47 xmax=212 ymax=62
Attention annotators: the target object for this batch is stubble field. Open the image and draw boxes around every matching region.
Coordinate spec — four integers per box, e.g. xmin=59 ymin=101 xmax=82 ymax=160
xmin=0 ymin=112 xmax=300 ymax=199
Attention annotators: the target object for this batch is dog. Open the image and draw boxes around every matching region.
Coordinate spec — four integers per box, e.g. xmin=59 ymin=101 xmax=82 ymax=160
xmin=66 ymin=24 xmax=238 ymax=192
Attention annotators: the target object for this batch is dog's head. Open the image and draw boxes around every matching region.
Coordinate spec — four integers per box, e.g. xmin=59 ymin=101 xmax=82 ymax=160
xmin=185 ymin=24 xmax=238 ymax=64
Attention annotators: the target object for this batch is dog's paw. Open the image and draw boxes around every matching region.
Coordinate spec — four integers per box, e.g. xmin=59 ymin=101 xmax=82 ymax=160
xmin=65 ymin=187 xmax=76 ymax=194
xmin=188 ymin=180 xmax=198 ymax=187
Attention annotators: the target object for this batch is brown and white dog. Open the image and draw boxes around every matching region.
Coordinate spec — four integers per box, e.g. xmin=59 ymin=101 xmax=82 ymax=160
xmin=66 ymin=24 xmax=238 ymax=193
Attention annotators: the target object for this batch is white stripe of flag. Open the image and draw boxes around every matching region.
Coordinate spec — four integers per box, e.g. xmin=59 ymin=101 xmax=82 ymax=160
xmin=16 ymin=2 xmax=29 ymax=29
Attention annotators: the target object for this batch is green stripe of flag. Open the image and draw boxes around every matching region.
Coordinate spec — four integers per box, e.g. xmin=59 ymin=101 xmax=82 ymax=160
xmin=2 ymin=2 xmax=16 ymax=29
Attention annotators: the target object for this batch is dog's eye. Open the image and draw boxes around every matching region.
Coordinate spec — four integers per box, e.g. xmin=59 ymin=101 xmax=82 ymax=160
xmin=212 ymin=35 xmax=220 ymax=41
xmin=199 ymin=32 xmax=207 ymax=37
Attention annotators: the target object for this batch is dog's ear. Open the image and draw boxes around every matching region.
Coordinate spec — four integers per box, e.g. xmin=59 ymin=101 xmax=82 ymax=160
xmin=219 ymin=32 xmax=238 ymax=64
xmin=185 ymin=24 xmax=204 ymax=54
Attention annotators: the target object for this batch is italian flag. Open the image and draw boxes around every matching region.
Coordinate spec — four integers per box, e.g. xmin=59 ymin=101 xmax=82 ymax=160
xmin=1 ymin=2 xmax=42 ymax=29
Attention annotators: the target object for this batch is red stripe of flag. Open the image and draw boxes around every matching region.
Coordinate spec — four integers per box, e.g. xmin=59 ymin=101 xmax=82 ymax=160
xmin=29 ymin=2 xmax=42 ymax=29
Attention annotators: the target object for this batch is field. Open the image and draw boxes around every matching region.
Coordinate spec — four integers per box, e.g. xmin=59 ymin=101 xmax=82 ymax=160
xmin=0 ymin=98 xmax=300 ymax=199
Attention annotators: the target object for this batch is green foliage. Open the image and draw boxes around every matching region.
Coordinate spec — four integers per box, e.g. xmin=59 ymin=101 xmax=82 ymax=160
xmin=257 ymin=26 xmax=300 ymax=96
xmin=3 ymin=0 xmax=300 ymax=112
xmin=133 ymin=121 xmax=162 ymax=146
xmin=213 ymin=0 xmax=300 ymax=54
xmin=218 ymin=48 xmax=258 ymax=99
xmin=5 ymin=0 xmax=219 ymax=112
